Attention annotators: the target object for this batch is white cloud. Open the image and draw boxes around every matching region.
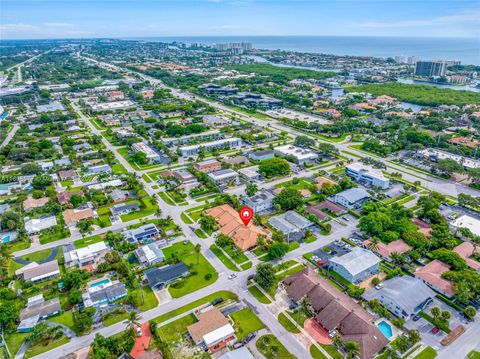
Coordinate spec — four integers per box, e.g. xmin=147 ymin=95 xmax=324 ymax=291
xmin=359 ymin=9 xmax=480 ymax=28
xmin=42 ymin=22 xmax=74 ymax=27
xmin=0 ymin=23 xmax=39 ymax=32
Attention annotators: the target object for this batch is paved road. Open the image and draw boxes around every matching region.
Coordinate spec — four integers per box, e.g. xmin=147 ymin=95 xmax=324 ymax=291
xmin=0 ymin=124 xmax=19 ymax=148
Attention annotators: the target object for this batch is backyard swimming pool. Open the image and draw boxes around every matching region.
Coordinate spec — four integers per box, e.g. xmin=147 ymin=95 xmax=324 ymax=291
xmin=377 ymin=320 xmax=393 ymax=339
xmin=90 ymin=279 xmax=110 ymax=288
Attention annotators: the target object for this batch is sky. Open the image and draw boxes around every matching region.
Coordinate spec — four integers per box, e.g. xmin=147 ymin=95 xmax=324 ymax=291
xmin=1 ymin=0 xmax=479 ymax=40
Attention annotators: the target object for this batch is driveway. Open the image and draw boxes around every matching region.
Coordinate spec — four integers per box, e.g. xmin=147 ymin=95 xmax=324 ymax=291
xmin=130 ymin=322 xmax=152 ymax=358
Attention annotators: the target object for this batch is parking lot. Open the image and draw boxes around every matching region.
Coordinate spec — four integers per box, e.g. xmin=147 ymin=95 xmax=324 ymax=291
xmin=312 ymin=241 xmax=352 ymax=263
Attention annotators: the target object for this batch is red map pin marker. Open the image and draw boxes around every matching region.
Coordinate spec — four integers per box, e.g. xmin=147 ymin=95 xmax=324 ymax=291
xmin=239 ymin=206 xmax=253 ymax=226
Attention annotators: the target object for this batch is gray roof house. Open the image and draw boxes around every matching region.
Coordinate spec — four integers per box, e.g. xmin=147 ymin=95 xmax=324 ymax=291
xmin=362 ymin=276 xmax=435 ymax=320
xmin=328 ymin=247 xmax=380 ymax=283
xmin=123 ymin=223 xmax=160 ymax=244
xmin=268 ymin=210 xmax=314 ymax=242
xmin=110 ymin=202 xmax=140 ymax=216
xmin=144 ymin=262 xmax=189 ymax=289
xmin=82 ymin=282 xmax=128 ymax=308
xmin=242 ymin=191 xmax=275 ymax=213
xmin=334 ymin=188 xmax=372 ymax=209
xmin=135 ymin=242 xmax=165 ymax=265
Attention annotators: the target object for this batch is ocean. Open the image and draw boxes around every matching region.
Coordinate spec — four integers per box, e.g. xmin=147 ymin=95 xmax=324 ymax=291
xmin=127 ymin=36 xmax=480 ymax=65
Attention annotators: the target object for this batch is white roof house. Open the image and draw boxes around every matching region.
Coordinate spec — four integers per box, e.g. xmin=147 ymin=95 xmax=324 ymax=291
xmin=87 ymin=179 xmax=123 ymax=190
xmin=274 ymin=145 xmax=318 ymax=164
xmin=451 ymin=215 xmax=480 ymax=237
xmin=64 ymin=241 xmax=109 ymax=267
xmin=135 ymin=242 xmax=165 ymax=265
xmin=24 ymin=216 xmax=57 ymax=235
xmin=203 ymin=324 xmax=235 ymax=347
xmin=329 ymin=247 xmax=381 ymax=283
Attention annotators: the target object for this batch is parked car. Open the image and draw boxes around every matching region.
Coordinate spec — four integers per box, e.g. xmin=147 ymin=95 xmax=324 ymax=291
xmin=233 ymin=342 xmax=244 ymax=349
xmin=244 ymin=332 xmax=256 ymax=343
xmin=431 ymin=327 xmax=440 ymax=334
xmin=136 ymin=327 xmax=142 ymax=336
xmin=412 ymin=314 xmax=421 ymax=322
xmin=211 ymin=298 xmax=224 ymax=306
xmin=228 ymin=274 xmax=237 ymax=280
xmin=375 ymin=284 xmax=384 ymax=290
xmin=289 ymin=303 xmax=298 ymax=310
xmin=247 ymin=274 xmax=255 ymax=281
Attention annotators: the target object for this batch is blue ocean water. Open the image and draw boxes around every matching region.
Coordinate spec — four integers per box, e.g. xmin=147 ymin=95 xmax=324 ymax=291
xmin=127 ymin=36 xmax=480 ymax=65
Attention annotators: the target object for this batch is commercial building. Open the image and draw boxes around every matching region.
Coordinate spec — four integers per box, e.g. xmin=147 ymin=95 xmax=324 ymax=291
xmin=414 ymin=61 xmax=447 ymax=77
xmin=82 ymin=279 xmax=127 ymax=307
xmin=123 ymin=223 xmax=160 ymax=244
xmin=418 ymin=148 xmax=480 ymax=170
xmin=144 ymin=262 xmax=189 ymax=289
xmin=90 ymin=100 xmax=135 ymax=112
xmin=268 ymin=211 xmax=314 ymax=242
xmin=362 ymin=276 xmax=435 ymax=320
xmin=284 ymin=267 xmax=388 ymax=359
xmin=194 ymin=159 xmax=222 ymax=173
xmin=450 ymin=215 xmax=480 ymax=237
xmin=249 ymin=149 xmax=275 ymax=161
xmin=242 ymin=191 xmax=275 ymax=212
xmin=37 ymin=101 xmax=65 ymax=113
xmin=179 ymin=138 xmax=242 ymax=157
xmin=274 ymin=145 xmax=318 ymax=165
xmin=198 ymin=83 xmax=238 ymax=96
xmin=238 ymin=165 xmax=260 ymax=181
xmin=329 ymin=247 xmax=381 ymax=283
xmin=135 ymin=242 xmax=165 ymax=265
xmin=208 ymin=169 xmax=239 ymax=185
xmin=206 ymin=204 xmax=270 ymax=250
xmin=187 ymin=307 xmax=236 ymax=353
xmin=415 ymin=260 xmax=455 ymax=297
xmin=24 ymin=216 xmax=57 ymax=235
xmin=232 ymin=92 xmax=283 ymax=109
xmin=334 ymin=188 xmax=372 ymax=209
xmin=64 ymin=241 xmax=110 ymax=268
xmin=131 ymin=142 xmax=161 ymax=163
xmin=17 ymin=260 xmax=60 ymax=283
xmin=345 ymin=163 xmax=390 ymax=189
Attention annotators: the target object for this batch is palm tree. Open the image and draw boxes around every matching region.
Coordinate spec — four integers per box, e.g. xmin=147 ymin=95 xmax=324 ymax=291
xmin=194 ymin=243 xmax=201 ymax=264
xmin=343 ymin=341 xmax=360 ymax=359
xmin=367 ymin=237 xmax=380 ymax=252
xmin=124 ymin=310 xmax=141 ymax=332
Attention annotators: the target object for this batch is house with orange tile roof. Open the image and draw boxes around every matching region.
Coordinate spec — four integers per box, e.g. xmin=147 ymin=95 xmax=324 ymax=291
xmin=23 ymin=197 xmax=49 ymax=211
xmin=206 ymin=204 xmax=269 ymax=250
xmin=370 ymin=95 xmax=396 ymax=105
xmin=413 ymin=218 xmax=432 ymax=238
xmin=415 ymin=260 xmax=455 ymax=297
xmin=448 ymin=137 xmax=480 ymax=149
xmin=453 ymin=242 xmax=480 ymax=272
xmin=63 ymin=208 xmax=96 ymax=227
xmin=363 ymin=239 xmax=412 ymax=261
xmin=315 ymin=176 xmax=337 ymax=191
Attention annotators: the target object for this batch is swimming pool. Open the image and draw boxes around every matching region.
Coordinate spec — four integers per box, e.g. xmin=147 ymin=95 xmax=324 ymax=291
xmin=377 ymin=321 xmax=393 ymax=339
xmin=90 ymin=279 xmax=110 ymax=288
xmin=1 ymin=236 xmax=11 ymax=243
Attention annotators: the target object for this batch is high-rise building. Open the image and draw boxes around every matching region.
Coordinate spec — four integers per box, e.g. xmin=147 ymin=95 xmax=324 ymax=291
xmin=407 ymin=56 xmax=419 ymax=65
xmin=395 ymin=55 xmax=406 ymax=64
xmin=414 ymin=61 xmax=447 ymax=77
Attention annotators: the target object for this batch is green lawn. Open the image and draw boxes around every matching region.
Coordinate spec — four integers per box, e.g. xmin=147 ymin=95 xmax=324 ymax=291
xmin=321 ymin=344 xmax=343 ymax=359
xmin=256 ymin=334 xmax=296 ymax=359
xmin=60 ymin=180 xmax=74 ymax=187
xmin=230 ymin=308 xmax=266 ymax=341
xmin=152 ymin=291 xmax=237 ymax=325
xmin=180 ymin=212 xmax=193 ymax=224
xmin=276 ymin=264 xmax=305 ymax=281
xmin=223 ymin=244 xmax=249 ymax=264
xmin=194 ymin=228 xmax=208 ymax=238
xmin=112 ymin=163 xmax=127 ymax=175
xmin=240 ymin=261 xmax=252 ymax=270
xmin=210 ymin=244 xmax=239 ymax=271
xmin=74 ymin=234 xmax=102 ymax=248
xmin=310 ymin=345 xmax=328 ymax=359
xmin=24 ymin=336 xmax=70 ymax=358
xmin=103 ymin=310 xmax=129 ymax=327
xmin=287 ymin=308 xmax=311 ymax=328
xmin=121 ymin=197 xmax=158 ymax=221
xmin=157 ymin=313 xmax=197 ymax=343
xmin=248 ymin=285 xmax=272 ymax=304
xmin=5 ymin=332 xmax=28 ymax=357
xmin=162 ymin=241 xmax=218 ymax=298
xmin=39 ymin=225 xmax=70 ymax=244
xmin=20 ymin=247 xmax=59 ymax=263
xmin=278 ymin=313 xmax=300 ymax=333
xmin=414 ymin=347 xmax=437 ymax=359
xmin=129 ymin=286 xmax=159 ymax=311
xmin=467 ymin=351 xmax=480 ymax=359
xmin=158 ymin=191 xmax=175 ymax=205
xmin=6 ymin=238 xmax=30 ymax=253
xmin=49 ymin=311 xmax=77 ymax=334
